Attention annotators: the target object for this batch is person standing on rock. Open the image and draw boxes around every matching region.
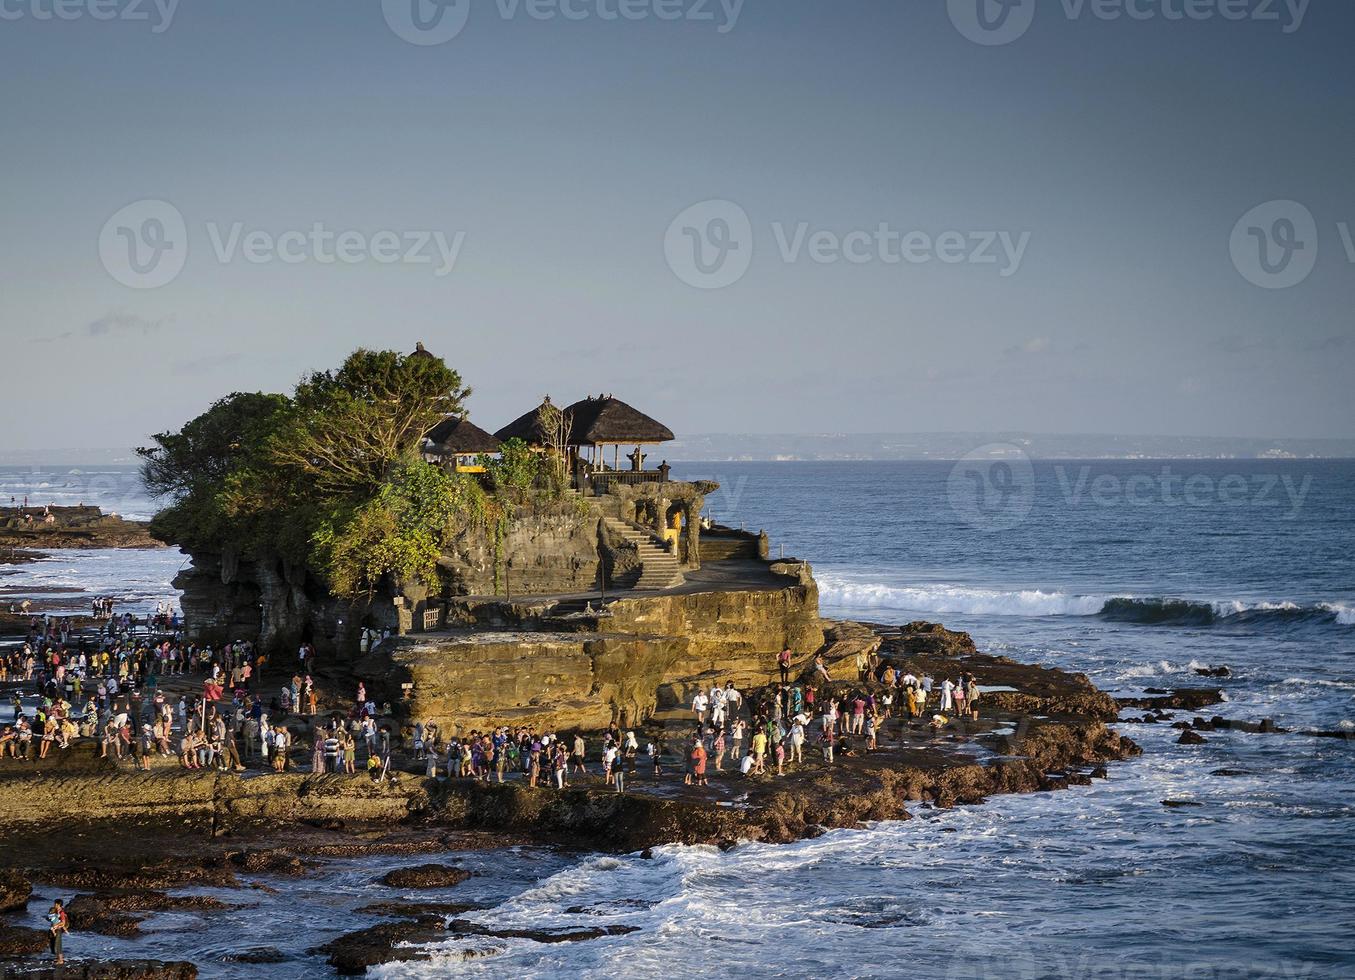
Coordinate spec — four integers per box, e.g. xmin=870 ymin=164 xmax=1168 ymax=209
xmin=778 ymin=646 xmax=792 ymax=685
xmin=571 ymin=733 xmax=587 ymax=775
xmin=46 ymin=899 xmax=68 ymax=964
xmin=689 ymin=736 xmax=707 ymax=787
xmin=691 ymin=690 xmax=708 ymax=725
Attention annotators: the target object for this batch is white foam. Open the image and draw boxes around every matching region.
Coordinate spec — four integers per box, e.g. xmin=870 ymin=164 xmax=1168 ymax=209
xmin=817 ymin=577 xmax=1105 ymax=618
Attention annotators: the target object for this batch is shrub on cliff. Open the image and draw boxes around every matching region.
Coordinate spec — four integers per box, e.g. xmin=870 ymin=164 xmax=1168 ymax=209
xmin=141 ymin=347 xmax=495 ymax=597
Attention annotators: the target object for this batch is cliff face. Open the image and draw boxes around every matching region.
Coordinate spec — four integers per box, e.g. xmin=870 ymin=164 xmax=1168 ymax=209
xmin=378 ymin=563 xmax=827 ymax=734
xmin=175 ymin=552 xmax=375 ymax=656
xmin=175 ymin=504 xmax=604 ymax=658
xmin=438 ymin=509 xmax=601 ymax=597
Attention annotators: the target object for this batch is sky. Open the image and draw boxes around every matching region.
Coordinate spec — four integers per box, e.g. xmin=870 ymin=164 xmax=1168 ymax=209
xmin=1 ymin=0 xmax=1352 ymax=451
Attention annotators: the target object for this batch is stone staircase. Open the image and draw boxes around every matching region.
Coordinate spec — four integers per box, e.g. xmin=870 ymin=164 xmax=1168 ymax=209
xmin=603 ymin=517 xmax=684 ymax=591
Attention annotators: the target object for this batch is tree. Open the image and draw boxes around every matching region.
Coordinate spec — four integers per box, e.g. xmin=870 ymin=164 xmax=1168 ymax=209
xmin=537 ymin=396 xmax=573 ymax=491
xmin=266 ymin=348 xmax=471 ymax=499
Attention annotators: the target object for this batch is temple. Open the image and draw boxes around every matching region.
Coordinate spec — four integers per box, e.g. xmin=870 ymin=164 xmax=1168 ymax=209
xmin=173 ymin=345 xmax=871 ymax=734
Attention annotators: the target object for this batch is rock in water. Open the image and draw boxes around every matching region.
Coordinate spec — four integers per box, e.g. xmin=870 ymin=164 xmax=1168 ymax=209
xmin=0 ymin=870 xmax=30 ymax=912
xmin=380 ymin=864 xmax=472 ymax=889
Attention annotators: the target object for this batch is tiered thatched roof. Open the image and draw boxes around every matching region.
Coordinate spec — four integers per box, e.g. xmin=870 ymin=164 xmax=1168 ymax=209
xmin=564 ymin=396 xmax=675 ymax=446
xmin=425 ymin=415 xmax=501 ymax=456
xmin=494 ymin=396 xmax=674 ymax=447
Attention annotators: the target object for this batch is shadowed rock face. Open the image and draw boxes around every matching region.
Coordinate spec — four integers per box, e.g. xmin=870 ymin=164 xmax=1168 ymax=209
xmin=0 ymin=870 xmax=30 ymax=913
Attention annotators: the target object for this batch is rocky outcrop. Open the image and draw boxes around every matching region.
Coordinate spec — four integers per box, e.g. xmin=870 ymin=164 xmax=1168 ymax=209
xmin=0 ymin=773 xmax=428 ymax=839
xmin=380 ymin=865 xmax=471 ymax=889
xmin=0 ymin=870 xmax=30 ymax=913
xmin=0 ymin=506 xmax=162 ymax=553
xmin=379 ymin=561 xmax=826 ymax=733
xmin=0 ymin=961 xmax=197 ymax=979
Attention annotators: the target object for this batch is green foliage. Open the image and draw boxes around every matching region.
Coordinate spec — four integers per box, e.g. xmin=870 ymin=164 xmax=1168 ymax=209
xmin=311 ymin=460 xmax=489 ymax=598
xmin=141 ymin=347 xmax=489 ymax=597
xmin=267 ymin=348 xmax=471 ymax=499
xmin=481 ymin=438 xmax=543 ymax=496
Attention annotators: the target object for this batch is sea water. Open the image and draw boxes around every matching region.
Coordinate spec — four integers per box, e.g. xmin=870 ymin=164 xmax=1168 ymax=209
xmin=4 ymin=460 xmax=1353 ymax=978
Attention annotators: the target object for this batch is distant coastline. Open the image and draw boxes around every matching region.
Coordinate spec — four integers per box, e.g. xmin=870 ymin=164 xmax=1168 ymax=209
xmin=3 ymin=432 xmax=1355 ymax=466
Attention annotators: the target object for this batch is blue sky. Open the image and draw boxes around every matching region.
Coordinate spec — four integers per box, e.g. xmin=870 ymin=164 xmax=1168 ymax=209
xmin=1 ymin=0 xmax=1351 ymax=450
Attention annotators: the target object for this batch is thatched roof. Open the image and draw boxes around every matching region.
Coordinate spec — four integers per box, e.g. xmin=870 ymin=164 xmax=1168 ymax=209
xmin=565 ymin=396 xmax=674 ymax=446
xmin=493 ymin=398 xmax=556 ymax=444
xmin=424 ymin=415 xmax=501 ymax=456
xmin=494 ymin=395 xmax=674 ymax=447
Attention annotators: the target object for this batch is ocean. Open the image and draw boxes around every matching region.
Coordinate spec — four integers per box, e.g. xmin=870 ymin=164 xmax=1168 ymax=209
xmin=3 ymin=460 xmax=1353 ymax=978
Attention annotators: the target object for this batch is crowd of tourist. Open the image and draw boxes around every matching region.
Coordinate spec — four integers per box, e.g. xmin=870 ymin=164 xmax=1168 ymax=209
xmin=3 ymin=614 xmax=984 ymax=800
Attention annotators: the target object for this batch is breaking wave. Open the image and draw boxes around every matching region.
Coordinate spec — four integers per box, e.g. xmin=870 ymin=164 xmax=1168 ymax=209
xmin=817 ymin=577 xmax=1355 ymax=629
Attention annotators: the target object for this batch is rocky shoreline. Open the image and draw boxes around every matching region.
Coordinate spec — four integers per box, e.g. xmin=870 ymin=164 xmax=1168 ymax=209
xmin=0 ymin=507 xmax=162 ymax=564
xmin=0 ymin=620 xmax=1152 ymax=975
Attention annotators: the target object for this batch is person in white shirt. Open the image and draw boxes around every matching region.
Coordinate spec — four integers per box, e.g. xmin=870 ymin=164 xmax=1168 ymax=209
xmin=691 ymin=691 xmax=708 ymax=724
xmin=710 ymin=686 xmax=727 ymax=729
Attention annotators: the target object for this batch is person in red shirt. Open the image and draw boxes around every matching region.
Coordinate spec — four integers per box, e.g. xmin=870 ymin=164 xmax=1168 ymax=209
xmin=689 ymin=738 xmax=708 ymax=787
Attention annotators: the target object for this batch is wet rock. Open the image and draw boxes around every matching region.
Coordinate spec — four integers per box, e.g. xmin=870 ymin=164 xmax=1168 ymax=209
xmin=65 ymin=895 xmax=143 ymax=937
xmin=226 ymin=849 xmax=307 ymax=876
xmin=0 ymin=870 xmax=31 ymax=912
xmin=1177 ymin=730 xmax=1207 ymax=745
xmin=0 ymin=960 xmax=198 ymax=978
xmin=1194 ymin=666 xmax=1231 ymax=678
xmin=221 ymin=948 xmax=287 ymax=964
xmin=1211 ymin=769 xmax=1249 ymax=777
xmin=354 ymin=901 xmax=484 ymax=918
xmin=1162 ymin=800 xmax=1203 ymax=808
xmin=445 ymin=919 xmax=640 ymax=943
xmin=1117 ymin=689 xmax=1224 ymax=711
xmin=310 ymin=917 xmax=446 ymax=975
xmin=0 ymin=924 xmax=50 ymax=956
xmin=1090 ymin=766 xmax=1109 ymax=779
xmin=380 ymin=864 xmax=471 ymax=889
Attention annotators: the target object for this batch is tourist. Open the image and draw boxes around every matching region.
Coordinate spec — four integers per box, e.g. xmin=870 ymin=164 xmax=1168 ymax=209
xmin=689 ymin=736 xmax=708 ymax=787
xmin=648 ymin=736 xmax=663 ymax=781
xmin=821 ymin=725 xmax=835 ymax=764
xmin=813 ymin=654 xmax=831 ymax=683
xmin=778 ymin=646 xmax=792 ymax=684
xmin=571 ymin=733 xmax=587 ymax=774
xmin=789 ymin=716 xmax=805 ymax=764
xmin=47 ymin=899 xmax=68 ymax=965
xmin=691 ymin=689 xmax=708 ymax=725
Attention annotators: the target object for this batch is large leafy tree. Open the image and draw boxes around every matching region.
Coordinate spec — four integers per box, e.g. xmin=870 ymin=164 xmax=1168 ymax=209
xmin=141 ymin=347 xmax=487 ymax=597
xmin=266 ymin=348 xmax=470 ymax=499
